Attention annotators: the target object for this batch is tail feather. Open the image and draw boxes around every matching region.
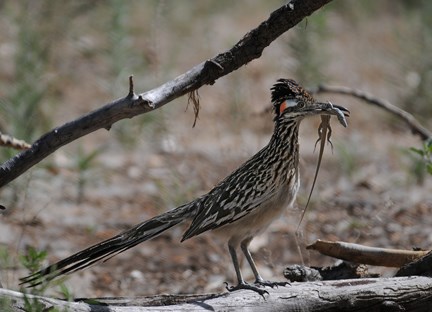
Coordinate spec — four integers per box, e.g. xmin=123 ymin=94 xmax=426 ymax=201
xmin=20 ymin=202 xmax=197 ymax=287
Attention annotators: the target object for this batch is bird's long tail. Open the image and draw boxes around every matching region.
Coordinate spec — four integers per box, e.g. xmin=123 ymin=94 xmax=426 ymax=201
xmin=20 ymin=202 xmax=197 ymax=287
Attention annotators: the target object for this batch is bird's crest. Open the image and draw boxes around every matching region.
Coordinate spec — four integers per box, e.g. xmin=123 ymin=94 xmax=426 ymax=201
xmin=271 ymin=79 xmax=314 ymax=117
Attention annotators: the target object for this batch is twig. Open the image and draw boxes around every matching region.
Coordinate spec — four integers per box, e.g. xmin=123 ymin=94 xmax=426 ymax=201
xmin=0 ymin=0 xmax=332 ymax=187
xmin=0 ymin=132 xmax=31 ymax=150
xmin=313 ymin=84 xmax=432 ymax=141
xmin=128 ymin=75 xmax=135 ymax=97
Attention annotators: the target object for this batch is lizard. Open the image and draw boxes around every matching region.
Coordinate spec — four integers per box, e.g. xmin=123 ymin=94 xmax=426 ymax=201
xmin=297 ymin=102 xmax=347 ymax=231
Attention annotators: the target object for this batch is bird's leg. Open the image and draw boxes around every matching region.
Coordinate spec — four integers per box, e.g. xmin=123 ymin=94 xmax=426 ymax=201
xmin=229 ymin=244 xmax=245 ymax=286
xmin=240 ymin=238 xmax=262 ymax=283
xmin=240 ymin=239 xmax=288 ymax=288
xmin=225 ymin=243 xmax=269 ymax=297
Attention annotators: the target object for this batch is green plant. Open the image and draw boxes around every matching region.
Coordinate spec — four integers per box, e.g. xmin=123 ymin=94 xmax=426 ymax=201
xmin=408 ymin=141 xmax=432 ymax=184
xmin=57 ymin=283 xmax=74 ymax=303
xmin=19 ymin=246 xmax=54 ymax=294
xmin=0 ymin=244 xmax=63 ymax=310
xmin=22 ymin=295 xmax=47 ymax=312
xmin=0 ymin=296 xmax=14 ymax=312
xmin=19 ymin=246 xmax=73 ymax=310
xmin=19 ymin=246 xmax=48 ymax=276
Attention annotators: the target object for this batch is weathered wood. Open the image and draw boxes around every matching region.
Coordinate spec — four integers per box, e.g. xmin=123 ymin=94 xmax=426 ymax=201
xmin=2 ymin=276 xmax=432 ymax=311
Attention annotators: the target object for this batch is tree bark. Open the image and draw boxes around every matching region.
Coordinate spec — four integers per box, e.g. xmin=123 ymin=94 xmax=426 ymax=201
xmin=0 ymin=0 xmax=332 ymax=187
xmin=2 ymin=276 xmax=432 ymax=311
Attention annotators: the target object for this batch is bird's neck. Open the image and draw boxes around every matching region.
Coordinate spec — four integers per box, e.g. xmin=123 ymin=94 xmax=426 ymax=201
xmin=267 ymin=119 xmax=300 ymax=170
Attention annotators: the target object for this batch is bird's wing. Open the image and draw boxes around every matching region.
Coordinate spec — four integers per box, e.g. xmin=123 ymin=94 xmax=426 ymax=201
xmin=181 ymin=155 xmax=277 ymax=241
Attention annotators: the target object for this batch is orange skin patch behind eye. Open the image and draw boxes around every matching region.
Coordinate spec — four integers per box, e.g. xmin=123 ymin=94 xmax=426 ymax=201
xmin=279 ymin=101 xmax=287 ymax=114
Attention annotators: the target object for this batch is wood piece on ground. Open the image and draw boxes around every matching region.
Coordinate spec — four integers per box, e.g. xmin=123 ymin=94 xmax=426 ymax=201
xmin=307 ymin=239 xmax=429 ymax=267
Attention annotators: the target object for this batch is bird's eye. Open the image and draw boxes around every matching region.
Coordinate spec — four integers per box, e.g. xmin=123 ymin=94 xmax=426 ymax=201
xmin=297 ymin=101 xmax=305 ymax=108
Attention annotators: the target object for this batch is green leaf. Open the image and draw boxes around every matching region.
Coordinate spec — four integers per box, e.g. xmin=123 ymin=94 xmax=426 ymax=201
xmin=427 ymin=163 xmax=432 ymax=175
xmin=409 ymin=147 xmax=424 ymax=156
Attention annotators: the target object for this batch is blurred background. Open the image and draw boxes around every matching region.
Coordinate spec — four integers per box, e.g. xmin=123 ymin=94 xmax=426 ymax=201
xmin=0 ymin=0 xmax=431 ymax=298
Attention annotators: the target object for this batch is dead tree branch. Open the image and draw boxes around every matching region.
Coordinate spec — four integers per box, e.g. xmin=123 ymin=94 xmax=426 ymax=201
xmin=0 ymin=0 xmax=332 ymax=187
xmin=3 ymin=277 xmax=432 ymax=311
xmin=313 ymin=84 xmax=432 ymax=141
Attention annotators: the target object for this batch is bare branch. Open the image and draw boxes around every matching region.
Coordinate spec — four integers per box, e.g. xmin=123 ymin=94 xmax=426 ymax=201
xmin=313 ymin=84 xmax=432 ymax=141
xmin=0 ymin=0 xmax=332 ymax=187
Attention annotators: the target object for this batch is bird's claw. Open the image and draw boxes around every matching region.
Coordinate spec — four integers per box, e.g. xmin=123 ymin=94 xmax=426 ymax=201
xmin=255 ymin=279 xmax=290 ymax=288
xmin=225 ymin=282 xmax=269 ymax=297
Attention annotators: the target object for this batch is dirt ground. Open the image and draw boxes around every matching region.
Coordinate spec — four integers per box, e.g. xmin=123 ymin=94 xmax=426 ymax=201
xmin=1 ymin=1 xmax=432 ymax=299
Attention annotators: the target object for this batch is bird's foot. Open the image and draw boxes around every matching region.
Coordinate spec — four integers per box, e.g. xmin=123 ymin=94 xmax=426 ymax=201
xmin=254 ymin=278 xmax=290 ymax=288
xmin=225 ymin=282 xmax=269 ymax=297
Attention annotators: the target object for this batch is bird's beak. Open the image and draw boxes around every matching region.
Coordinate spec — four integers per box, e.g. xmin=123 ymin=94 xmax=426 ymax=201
xmin=308 ymin=101 xmax=350 ymax=127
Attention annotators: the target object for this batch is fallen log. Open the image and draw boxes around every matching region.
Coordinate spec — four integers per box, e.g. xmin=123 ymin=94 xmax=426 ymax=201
xmin=2 ymin=276 xmax=432 ymax=311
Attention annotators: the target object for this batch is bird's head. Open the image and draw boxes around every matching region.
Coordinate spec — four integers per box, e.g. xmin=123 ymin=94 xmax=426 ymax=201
xmin=271 ymin=78 xmax=349 ymax=126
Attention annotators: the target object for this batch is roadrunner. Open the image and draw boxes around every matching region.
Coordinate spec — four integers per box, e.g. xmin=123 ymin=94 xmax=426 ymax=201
xmin=20 ymin=79 xmax=349 ymax=295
